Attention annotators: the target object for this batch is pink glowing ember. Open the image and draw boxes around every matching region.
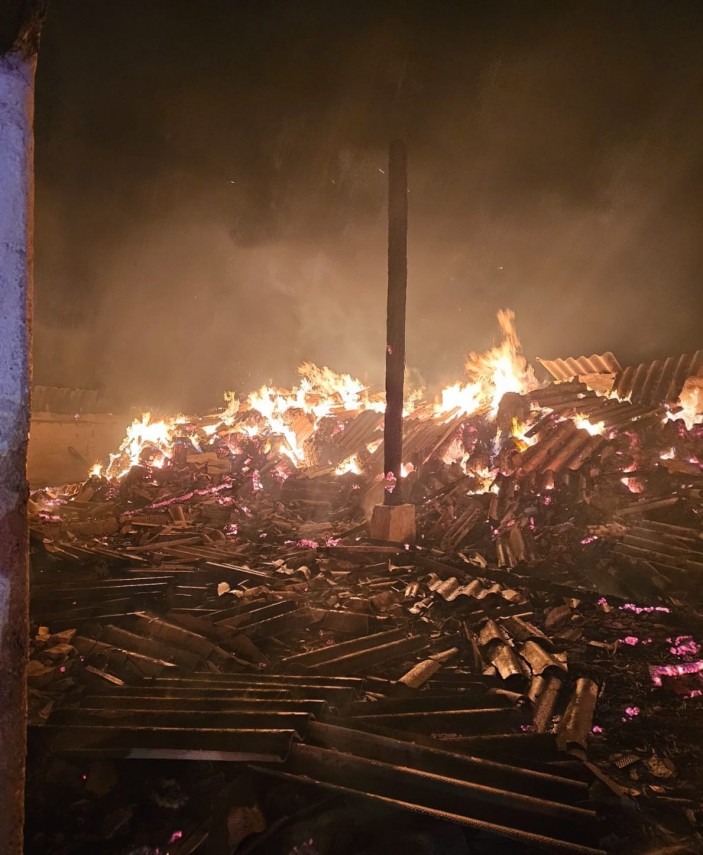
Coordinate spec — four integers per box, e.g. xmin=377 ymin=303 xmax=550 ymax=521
xmin=668 ymin=636 xmax=701 ymax=657
xmin=123 ymin=480 xmax=232 ymax=516
xmin=620 ymin=603 xmax=670 ymax=615
xmin=650 ymin=660 xmax=703 ymax=686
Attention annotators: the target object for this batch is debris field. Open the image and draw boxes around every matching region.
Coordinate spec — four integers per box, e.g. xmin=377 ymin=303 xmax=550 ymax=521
xmin=26 ymin=342 xmax=703 ymax=854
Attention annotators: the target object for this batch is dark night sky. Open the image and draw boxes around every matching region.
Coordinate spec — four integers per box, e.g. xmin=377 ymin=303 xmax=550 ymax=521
xmin=34 ymin=0 xmax=703 ymax=411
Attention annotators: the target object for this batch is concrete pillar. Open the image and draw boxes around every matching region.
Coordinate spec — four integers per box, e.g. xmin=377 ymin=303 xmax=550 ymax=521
xmin=0 ymin=3 xmax=43 ymax=849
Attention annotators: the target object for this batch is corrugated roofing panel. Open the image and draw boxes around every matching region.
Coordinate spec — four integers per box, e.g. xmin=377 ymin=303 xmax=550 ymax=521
xmin=614 ymin=351 xmax=703 ymax=406
xmin=516 ymin=421 xmax=605 ymax=475
xmin=537 ymin=353 xmax=622 ymax=382
xmin=530 ymin=384 xmax=666 ymax=431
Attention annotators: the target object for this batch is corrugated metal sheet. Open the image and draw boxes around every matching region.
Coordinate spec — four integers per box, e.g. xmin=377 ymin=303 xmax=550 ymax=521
xmin=32 ymin=385 xmax=102 ymax=414
xmin=538 ymin=353 xmax=622 ymax=382
xmin=516 ymin=420 xmax=607 ymax=475
xmin=333 ymin=409 xmax=383 ymax=461
xmin=256 ymin=723 xmax=604 ymax=854
xmin=32 ymin=551 xmax=610 ymax=854
xmin=531 ymin=381 xmax=593 ymax=408
xmin=605 ymin=519 xmax=703 ymax=578
xmin=366 ymin=415 xmax=463 ymax=476
xmin=530 ymin=384 xmax=666 ymax=431
xmin=613 ymin=351 xmax=703 ymax=406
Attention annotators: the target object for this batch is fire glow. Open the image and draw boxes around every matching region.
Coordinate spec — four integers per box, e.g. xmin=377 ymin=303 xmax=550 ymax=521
xmin=97 ymin=310 xmax=538 ymax=480
xmin=434 ymin=309 xmax=536 ymax=420
xmin=91 ymin=308 xmax=702 ymax=486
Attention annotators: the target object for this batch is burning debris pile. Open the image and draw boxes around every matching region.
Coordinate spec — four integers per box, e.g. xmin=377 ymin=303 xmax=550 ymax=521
xmin=26 ymin=313 xmax=703 ymax=854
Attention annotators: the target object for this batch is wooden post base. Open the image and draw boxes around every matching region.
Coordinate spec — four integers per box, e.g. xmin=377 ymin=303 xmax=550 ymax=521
xmin=370 ymin=503 xmax=416 ymax=545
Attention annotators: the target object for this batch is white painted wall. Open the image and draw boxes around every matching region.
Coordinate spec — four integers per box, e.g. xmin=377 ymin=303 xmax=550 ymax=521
xmin=0 ymin=48 xmax=34 ymax=855
xmin=0 ymin=52 xmax=33 ymax=507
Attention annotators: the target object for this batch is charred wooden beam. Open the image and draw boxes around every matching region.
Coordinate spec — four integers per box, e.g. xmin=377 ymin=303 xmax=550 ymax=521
xmin=34 ymin=724 xmax=294 ymax=763
xmin=253 ymin=741 xmax=604 ymax=854
xmin=383 ymin=139 xmax=408 ymax=504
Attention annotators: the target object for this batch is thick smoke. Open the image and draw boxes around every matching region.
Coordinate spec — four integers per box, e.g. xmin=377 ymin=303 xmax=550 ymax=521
xmin=34 ymin=0 xmax=703 ymax=412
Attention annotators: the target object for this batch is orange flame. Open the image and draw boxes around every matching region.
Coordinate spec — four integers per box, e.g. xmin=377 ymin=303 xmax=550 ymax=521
xmin=573 ymin=414 xmax=606 ymax=436
xmin=94 ymin=309 xmax=543 ymax=481
xmin=105 ymin=412 xmax=182 ymax=477
xmin=435 ymin=309 xmax=536 ymax=419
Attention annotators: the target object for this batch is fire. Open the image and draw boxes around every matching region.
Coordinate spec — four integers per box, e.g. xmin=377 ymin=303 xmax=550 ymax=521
xmin=435 ymin=382 xmax=483 ymax=420
xmin=467 ymin=466 xmax=499 ymax=494
xmin=671 ymin=377 xmax=703 ymax=430
xmin=248 ymin=363 xmax=385 ymax=424
xmin=106 ymin=412 xmax=180 ymax=477
xmin=247 ymin=386 xmax=305 ymax=463
xmin=92 ymin=310 xmax=544 ymax=482
xmin=510 ymin=418 xmax=537 ymax=449
xmin=335 ymin=455 xmax=362 ymax=476
xmin=621 ymin=476 xmax=644 ymax=493
xmin=435 ymin=309 xmax=536 ymax=419
xmin=574 ymin=414 xmax=606 ymax=436
xmin=297 ymin=362 xmax=385 ymax=414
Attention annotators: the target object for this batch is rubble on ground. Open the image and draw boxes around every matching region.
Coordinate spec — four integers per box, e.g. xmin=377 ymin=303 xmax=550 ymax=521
xmin=25 ymin=339 xmax=703 ymax=854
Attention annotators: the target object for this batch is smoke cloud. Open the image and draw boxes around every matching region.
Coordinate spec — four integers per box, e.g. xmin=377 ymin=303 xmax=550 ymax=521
xmin=34 ymin=0 xmax=703 ymax=412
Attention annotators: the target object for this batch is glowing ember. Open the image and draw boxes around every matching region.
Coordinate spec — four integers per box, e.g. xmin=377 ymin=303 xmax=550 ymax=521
xmin=466 ymin=466 xmax=498 ymax=494
xmin=620 ymin=476 xmax=644 ymax=493
xmin=650 ymin=660 xmax=703 ymax=686
xmin=668 ymin=636 xmax=701 ymax=657
xmin=620 ymin=603 xmax=670 ymax=615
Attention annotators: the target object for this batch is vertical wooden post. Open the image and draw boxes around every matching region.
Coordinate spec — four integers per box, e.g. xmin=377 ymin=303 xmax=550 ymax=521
xmin=383 ymin=139 xmax=407 ymax=505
